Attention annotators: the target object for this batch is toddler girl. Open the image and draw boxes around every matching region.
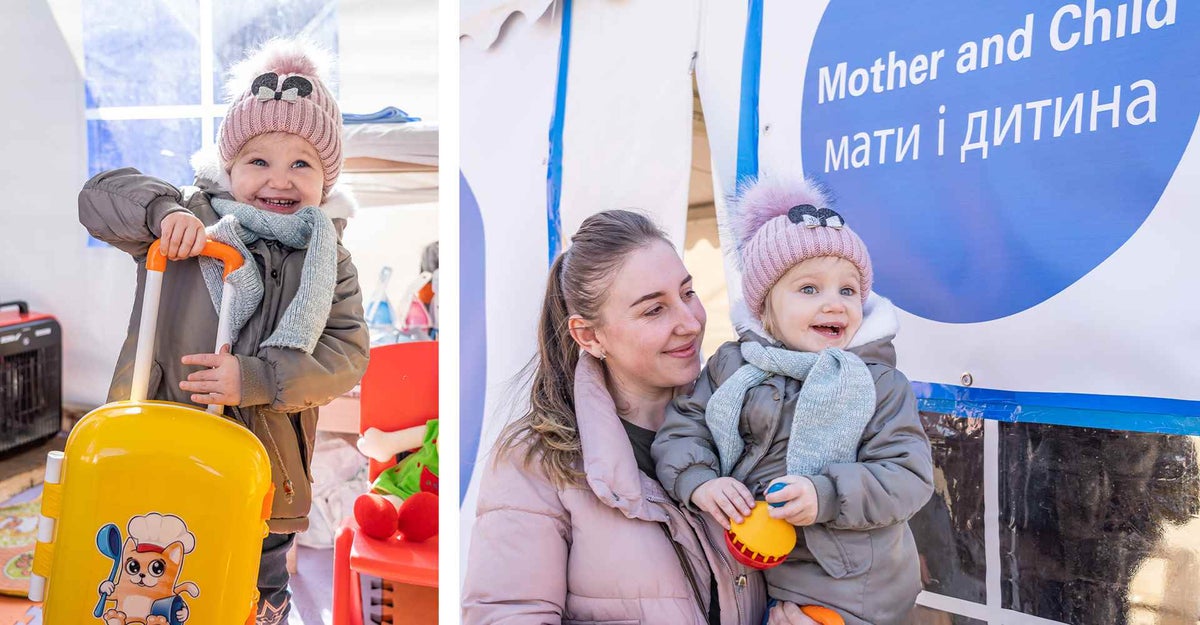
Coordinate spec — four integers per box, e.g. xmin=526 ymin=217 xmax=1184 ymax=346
xmin=653 ymin=175 xmax=934 ymax=625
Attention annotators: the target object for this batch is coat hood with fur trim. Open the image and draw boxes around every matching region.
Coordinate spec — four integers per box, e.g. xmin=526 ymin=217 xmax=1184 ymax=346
xmin=189 ymin=145 xmax=356 ymax=222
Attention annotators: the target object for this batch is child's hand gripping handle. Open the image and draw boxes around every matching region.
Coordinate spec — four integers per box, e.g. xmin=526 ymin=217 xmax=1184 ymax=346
xmin=132 ymin=240 xmax=244 ymax=414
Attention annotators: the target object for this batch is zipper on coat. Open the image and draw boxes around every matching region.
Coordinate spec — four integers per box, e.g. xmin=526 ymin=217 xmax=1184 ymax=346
xmin=688 ymin=511 xmax=748 ymax=625
xmin=658 ymin=522 xmax=708 ymax=622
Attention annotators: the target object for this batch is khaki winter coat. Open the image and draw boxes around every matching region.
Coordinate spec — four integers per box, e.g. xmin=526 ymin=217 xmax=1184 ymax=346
xmin=462 ymin=354 xmax=769 ymax=625
xmin=653 ymin=297 xmax=934 ymax=625
xmin=78 ymin=166 xmax=369 ymax=533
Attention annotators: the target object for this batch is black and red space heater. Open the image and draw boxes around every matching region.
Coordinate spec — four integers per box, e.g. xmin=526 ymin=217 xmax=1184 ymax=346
xmin=0 ymin=300 xmax=61 ymax=457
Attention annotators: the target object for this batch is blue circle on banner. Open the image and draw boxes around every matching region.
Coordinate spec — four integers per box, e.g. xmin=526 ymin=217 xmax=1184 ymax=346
xmin=800 ymin=1 xmax=1199 ymax=322
xmin=460 ymin=173 xmax=488 ymax=500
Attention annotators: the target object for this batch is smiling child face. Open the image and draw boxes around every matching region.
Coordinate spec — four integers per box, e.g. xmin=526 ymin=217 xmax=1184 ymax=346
xmin=228 ymin=132 xmax=324 ymax=214
xmin=763 ymin=256 xmax=864 ymax=353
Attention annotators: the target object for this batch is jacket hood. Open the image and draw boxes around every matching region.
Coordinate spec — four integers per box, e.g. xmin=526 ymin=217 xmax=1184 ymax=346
xmin=739 ymin=292 xmax=901 ymax=367
xmin=572 ymin=353 xmax=671 ymax=523
xmin=847 ymin=293 xmax=899 ymax=346
xmin=190 ymin=144 xmax=357 ymax=221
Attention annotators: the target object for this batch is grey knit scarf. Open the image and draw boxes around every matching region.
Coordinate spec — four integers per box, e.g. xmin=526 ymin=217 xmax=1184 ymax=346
xmin=705 ymin=341 xmax=876 ymax=477
xmin=199 ymin=198 xmax=338 ymax=354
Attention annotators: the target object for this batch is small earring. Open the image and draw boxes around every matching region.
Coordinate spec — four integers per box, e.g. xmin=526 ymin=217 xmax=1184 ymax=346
xmin=597 ymin=352 xmax=607 ymax=361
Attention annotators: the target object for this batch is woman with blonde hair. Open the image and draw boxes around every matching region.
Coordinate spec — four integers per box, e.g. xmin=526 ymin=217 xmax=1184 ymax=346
xmin=463 ymin=210 xmax=818 ymax=625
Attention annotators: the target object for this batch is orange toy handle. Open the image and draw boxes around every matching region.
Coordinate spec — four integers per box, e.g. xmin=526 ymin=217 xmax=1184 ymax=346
xmin=801 ymin=605 xmax=845 ymax=625
xmin=132 ymin=238 xmax=245 ymax=412
xmin=146 ymin=239 xmax=244 ymax=279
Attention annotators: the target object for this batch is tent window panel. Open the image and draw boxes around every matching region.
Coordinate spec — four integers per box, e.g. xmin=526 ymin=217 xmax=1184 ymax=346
xmin=910 ymin=411 xmax=987 ymax=605
xmin=999 ymin=421 xmax=1200 ymax=623
xmin=211 ymin=0 xmax=339 ymax=99
xmin=87 ymin=118 xmax=202 ymax=187
xmin=83 ymin=0 xmax=201 ymax=108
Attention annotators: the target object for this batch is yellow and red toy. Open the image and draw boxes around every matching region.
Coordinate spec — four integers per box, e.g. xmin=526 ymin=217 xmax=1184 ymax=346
xmin=725 ymin=501 xmax=797 ymax=570
xmin=30 ymin=240 xmax=274 ymax=625
xmin=727 ymin=484 xmax=846 ymax=625
xmin=727 ymin=510 xmax=845 ymax=625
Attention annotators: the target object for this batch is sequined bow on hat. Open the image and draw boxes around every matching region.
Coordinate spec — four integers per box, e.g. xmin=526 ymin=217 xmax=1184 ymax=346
xmin=250 ymin=72 xmax=314 ymax=103
xmin=787 ymin=204 xmax=846 ymax=229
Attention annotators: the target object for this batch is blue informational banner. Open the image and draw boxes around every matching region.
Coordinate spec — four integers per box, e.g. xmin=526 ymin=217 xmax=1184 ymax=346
xmin=799 ymin=0 xmax=1197 ymax=322
xmin=717 ymin=5 xmax=1200 ymax=623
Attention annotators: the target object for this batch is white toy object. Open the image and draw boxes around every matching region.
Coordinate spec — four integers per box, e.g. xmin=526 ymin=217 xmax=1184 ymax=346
xmin=357 ymin=425 xmax=426 ymax=463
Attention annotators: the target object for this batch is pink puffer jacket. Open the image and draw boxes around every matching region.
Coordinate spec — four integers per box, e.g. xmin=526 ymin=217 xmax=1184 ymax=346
xmin=463 ymin=354 xmax=768 ymax=625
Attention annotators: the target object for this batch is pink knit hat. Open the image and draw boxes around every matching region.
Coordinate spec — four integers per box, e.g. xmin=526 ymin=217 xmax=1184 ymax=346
xmin=218 ymin=40 xmax=343 ymax=191
xmin=729 ymin=176 xmax=873 ymax=318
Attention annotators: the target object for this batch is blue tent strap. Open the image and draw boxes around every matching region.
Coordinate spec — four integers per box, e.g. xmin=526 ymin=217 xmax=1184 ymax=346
xmin=915 ymin=382 xmax=1200 ymax=436
xmin=735 ymin=0 xmax=764 ymax=183
xmin=546 ymin=0 xmax=574 ymax=265
xmin=343 ymin=107 xmax=421 ymax=124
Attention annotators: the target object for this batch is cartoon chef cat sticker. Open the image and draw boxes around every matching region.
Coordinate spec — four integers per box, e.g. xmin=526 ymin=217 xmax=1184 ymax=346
xmin=94 ymin=513 xmax=200 ymax=625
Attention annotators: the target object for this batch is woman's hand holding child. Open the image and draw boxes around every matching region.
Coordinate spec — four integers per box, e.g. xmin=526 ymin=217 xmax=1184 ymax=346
xmin=159 ymin=212 xmax=207 ymax=260
xmin=767 ymin=601 xmax=822 ymax=625
xmin=765 ymin=475 xmax=820 ymax=526
xmin=691 ymin=477 xmax=755 ymax=530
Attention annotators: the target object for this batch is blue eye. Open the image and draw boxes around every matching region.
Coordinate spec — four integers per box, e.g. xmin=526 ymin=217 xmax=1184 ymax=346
xmin=250 ymin=158 xmax=267 ymax=166
xmin=799 ymin=285 xmax=817 ymax=295
xmin=291 ymin=160 xmax=310 ymax=168
xmin=841 ymin=287 xmax=856 ymax=296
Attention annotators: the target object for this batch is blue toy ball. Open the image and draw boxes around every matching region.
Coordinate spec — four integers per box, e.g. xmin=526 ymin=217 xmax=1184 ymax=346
xmin=766 ymin=482 xmax=787 ymax=508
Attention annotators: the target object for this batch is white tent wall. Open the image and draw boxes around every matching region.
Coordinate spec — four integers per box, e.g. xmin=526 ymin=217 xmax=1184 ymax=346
xmin=0 ymin=0 xmax=117 ymax=407
xmin=459 ymin=0 xmax=701 ymax=571
xmin=461 ymin=0 xmax=555 ymax=49
xmin=459 ymin=8 xmax=560 ymax=560
xmin=694 ymin=0 xmax=750 ymax=331
xmin=558 ymin=0 xmax=699 ymax=247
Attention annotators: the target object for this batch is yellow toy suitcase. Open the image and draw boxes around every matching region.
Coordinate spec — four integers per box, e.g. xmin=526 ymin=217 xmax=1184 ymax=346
xmin=30 ymin=240 xmax=274 ymax=625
